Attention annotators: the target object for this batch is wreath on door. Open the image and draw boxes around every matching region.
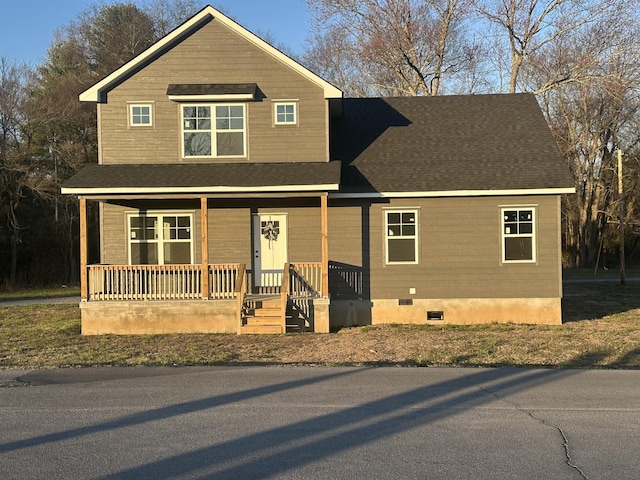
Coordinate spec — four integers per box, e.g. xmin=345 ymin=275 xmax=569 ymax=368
xmin=261 ymin=221 xmax=279 ymax=248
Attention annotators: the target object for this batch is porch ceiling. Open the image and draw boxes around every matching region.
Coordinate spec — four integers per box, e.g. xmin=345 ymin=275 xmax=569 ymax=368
xmin=61 ymin=161 xmax=341 ymax=196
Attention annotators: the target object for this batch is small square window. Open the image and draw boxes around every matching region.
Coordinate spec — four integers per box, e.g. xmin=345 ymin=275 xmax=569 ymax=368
xmin=129 ymin=104 xmax=152 ymax=126
xmin=274 ymin=102 xmax=297 ymax=125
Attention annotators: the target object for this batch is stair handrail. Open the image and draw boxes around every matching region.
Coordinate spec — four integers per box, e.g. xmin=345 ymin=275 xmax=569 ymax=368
xmin=280 ymin=263 xmax=290 ymax=332
xmin=235 ymin=264 xmax=247 ymax=333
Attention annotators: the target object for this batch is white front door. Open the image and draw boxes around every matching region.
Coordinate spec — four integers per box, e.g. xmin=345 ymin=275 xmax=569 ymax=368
xmin=253 ymin=214 xmax=288 ymax=287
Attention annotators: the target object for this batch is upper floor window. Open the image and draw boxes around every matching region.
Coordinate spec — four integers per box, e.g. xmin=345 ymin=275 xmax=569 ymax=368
xmin=385 ymin=209 xmax=419 ymax=264
xmin=129 ymin=103 xmax=152 ymax=127
xmin=182 ymin=104 xmax=245 ymax=158
xmin=274 ymin=102 xmax=297 ymax=125
xmin=502 ymin=207 xmax=536 ymax=263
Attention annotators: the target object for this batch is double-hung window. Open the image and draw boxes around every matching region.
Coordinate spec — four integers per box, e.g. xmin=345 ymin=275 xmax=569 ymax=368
xmin=502 ymin=208 xmax=536 ymax=262
xmin=128 ymin=213 xmax=193 ymax=265
xmin=385 ymin=210 xmax=419 ymax=264
xmin=182 ymin=104 xmax=245 ymax=158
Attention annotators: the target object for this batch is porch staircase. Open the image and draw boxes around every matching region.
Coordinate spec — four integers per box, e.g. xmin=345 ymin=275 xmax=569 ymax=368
xmin=240 ymin=295 xmax=284 ymax=334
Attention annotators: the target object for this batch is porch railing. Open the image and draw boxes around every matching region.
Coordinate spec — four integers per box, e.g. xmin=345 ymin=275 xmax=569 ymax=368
xmin=87 ymin=264 xmax=242 ymax=301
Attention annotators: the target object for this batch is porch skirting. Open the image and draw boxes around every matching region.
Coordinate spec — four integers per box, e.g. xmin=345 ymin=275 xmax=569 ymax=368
xmin=330 ymin=297 xmax=563 ymax=327
xmin=80 ymin=300 xmax=238 ymax=335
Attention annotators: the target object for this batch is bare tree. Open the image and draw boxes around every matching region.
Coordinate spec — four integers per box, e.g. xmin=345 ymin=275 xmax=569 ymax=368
xmin=476 ymin=0 xmax=622 ymax=93
xmin=305 ymin=0 xmax=475 ymax=96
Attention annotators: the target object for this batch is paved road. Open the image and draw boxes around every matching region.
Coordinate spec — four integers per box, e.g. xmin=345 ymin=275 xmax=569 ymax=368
xmin=1 ymin=366 xmax=638 ymax=479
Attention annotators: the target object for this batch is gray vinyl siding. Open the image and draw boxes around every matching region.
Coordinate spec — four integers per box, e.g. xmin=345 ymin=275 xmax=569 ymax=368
xmin=99 ymin=20 xmax=327 ymax=165
xmin=328 ymin=195 xmax=562 ymax=300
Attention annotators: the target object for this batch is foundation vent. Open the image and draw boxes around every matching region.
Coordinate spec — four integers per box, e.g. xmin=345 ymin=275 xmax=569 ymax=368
xmin=427 ymin=311 xmax=444 ymax=321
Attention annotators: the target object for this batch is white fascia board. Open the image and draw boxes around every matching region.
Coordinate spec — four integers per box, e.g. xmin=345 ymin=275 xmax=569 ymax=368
xmin=80 ymin=6 xmax=343 ymax=103
xmin=167 ymin=93 xmax=255 ymax=101
xmin=330 ymin=187 xmax=576 ymax=199
xmin=61 ymin=183 xmax=340 ymax=195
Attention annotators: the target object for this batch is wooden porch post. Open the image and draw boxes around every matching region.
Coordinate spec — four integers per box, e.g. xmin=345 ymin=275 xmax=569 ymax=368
xmin=201 ymin=197 xmax=209 ymax=299
xmin=79 ymin=197 xmax=88 ymax=301
xmin=321 ymin=194 xmax=329 ymax=296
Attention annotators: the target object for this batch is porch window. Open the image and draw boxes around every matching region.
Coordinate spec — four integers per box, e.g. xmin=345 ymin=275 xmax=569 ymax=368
xmin=182 ymin=104 xmax=245 ymax=158
xmin=502 ymin=207 xmax=536 ymax=263
xmin=128 ymin=213 xmax=193 ymax=265
xmin=385 ymin=209 xmax=418 ymax=264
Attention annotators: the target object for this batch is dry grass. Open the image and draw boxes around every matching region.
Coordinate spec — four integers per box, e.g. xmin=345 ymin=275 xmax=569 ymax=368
xmin=0 ymin=280 xmax=639 ymax=369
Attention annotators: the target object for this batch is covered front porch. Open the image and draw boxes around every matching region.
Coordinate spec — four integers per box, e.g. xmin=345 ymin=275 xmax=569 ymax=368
xmin=80 ymin=262 xmax=328 ymax=334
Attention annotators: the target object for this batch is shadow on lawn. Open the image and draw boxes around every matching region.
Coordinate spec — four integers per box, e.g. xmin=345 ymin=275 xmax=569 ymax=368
xmin=562 ymin=279 xmax=640 ymax=322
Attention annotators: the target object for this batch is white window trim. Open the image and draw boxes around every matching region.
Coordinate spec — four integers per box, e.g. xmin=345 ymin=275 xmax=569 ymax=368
xmin=128 ymin=102 xmax=153 ymax=127
xmin=127 ymin=211 xmax=195 ymax=265
xmin=501 ymin=206 xmax=537 ymax=264
xmin=273 ymin=100 xmax=298 ymax=125
xmin=384 ymin=208 xmax=419 ymax=265
xmin=181 ymin=103 xmax=246 ymax=158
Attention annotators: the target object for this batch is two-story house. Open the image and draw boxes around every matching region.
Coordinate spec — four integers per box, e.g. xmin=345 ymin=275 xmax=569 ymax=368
xmin=62 ymin=5 xmax=575 ymax=334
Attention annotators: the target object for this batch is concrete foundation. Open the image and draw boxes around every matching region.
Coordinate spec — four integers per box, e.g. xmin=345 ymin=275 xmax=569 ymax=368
xmin=330 ymin=297 xmax=562 ymax=327
xmin=80 ymin=300 xmax=238 ymax=335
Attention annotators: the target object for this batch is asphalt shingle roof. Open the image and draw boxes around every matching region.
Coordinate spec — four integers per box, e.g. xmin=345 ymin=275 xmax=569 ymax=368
xmin=333 ymin=93 xmax=575 ymax=193
xmin=62 ymin=162 xmax=341 ymax=192
xmin=63 ymin=93 xmax=574 ymax=196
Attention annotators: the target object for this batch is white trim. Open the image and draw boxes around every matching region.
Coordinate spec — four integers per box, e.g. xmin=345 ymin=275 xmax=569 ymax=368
xmin=330 ymin=187 xmax=575 ymax=199
xmin=181 ymin=103 xmax=246 ymax=158
xmin=274 ymin=101 xmax=297 ymax=125
xmin=127 ymin=211 xmax=195 ymax=265
xmin=168 ymin=93 xmax=255 ymax=102
xmin=80 ymin=6 xmax=342 ymax=102
xmin=128 ymin=103 xmax=153 ymax=127
xmin=501 ymin=207 xmax=537 ymax=264
xmin=61 ymin=183 xmax=340 ymax=195
xmin=384 ymin=209 xmax=419 ymax=265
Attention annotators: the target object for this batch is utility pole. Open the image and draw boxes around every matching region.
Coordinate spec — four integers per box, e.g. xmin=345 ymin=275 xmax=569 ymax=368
xmin=618 ymin=149 xmax=625 ymax=285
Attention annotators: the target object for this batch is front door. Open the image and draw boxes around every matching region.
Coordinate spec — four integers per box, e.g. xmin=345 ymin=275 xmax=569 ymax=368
xmin=253 ymin=214 xmax=288 ymax=288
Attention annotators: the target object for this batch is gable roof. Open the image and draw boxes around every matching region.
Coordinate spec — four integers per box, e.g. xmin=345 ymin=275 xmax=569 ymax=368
xmin=332 ymin=93 xmax=575 ymax=197
xmin=79 ymin=5 xmax=342 ymax=102
xmin=61 ymin=162 xmax=341 ymax=196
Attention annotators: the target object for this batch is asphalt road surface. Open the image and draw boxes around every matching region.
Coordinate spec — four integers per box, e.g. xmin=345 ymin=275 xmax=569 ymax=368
xmin=1 ymin=366 xmax=638 ymax=479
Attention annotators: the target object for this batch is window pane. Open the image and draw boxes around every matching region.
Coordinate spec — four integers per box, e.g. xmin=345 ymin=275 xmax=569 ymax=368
xmin=520 ymin=223 xmax=533 ymax=234
xmin=388 ymin=238 xmax=416 ymax=263
xmin=184 ymin=132 xmax=211 ymax=156
xmin=164 ymin=243 xmax=190 ymax=264
xmin=215 ymin=106 xmax=229 ymax=117
xmin=402 ymin=225 xmax=416 ymax=236
xmin=217 ymin=132 xmax=243 ymax=156
xmin=504 ymin=211 xmax=517 ymax=222
xmin=519 ymin=210 xmax=533 ymax=222
xmin=402 ymin=212 xmax=415 ymax=223
xmin=183 ymin=106 xmax=196 ymax=117
xmin=388 ymin=225 xmax=401 ymax=236
xmin=197 ymin=106 xmax=211 ymax=118
xmin=504 ymin=237 xmax=532 ymax=261
xmin=131 ymin=243 xmax=158 ymax=265
xmin=216 ymin=118 xmax=230 ymax=130
xmin=387 ymin=212 xmax=401 ymax=224
xmin=230 ymin=105 xmax=244 ymax=117
xmin=504 ymin=223 xmax=517 ymax=235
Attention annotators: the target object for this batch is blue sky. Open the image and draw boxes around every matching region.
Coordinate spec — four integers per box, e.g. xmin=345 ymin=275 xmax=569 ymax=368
xmin=0 ymin=1 xmax=312 ymax=65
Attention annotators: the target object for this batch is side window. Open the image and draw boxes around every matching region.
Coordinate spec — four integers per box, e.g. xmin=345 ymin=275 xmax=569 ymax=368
xmin=502 ymin=208 xmax=536 ymax=262
xmin=182 ymin=104 xmax=245 ymax=158
xmin=129 ymin=104 xmax=152 ymax=127
xmin=274 ymin=102 xmax=297 ymax=125
xmin=129 ymin=213 xmax=193 ymax=265
xmin=385 ymin=210 xmax=418 ymax=264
